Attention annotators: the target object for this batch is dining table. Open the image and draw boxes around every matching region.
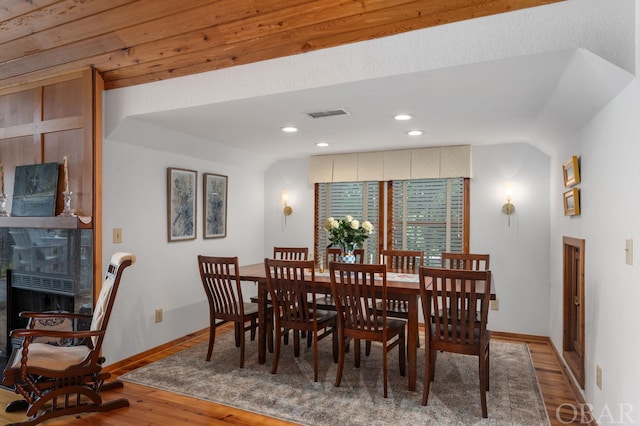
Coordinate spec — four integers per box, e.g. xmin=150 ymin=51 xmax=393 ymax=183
xmin=239 ymin=262 xmax=498 ymax=394
xmin=238 ymin=262 xmax=424 ymax=391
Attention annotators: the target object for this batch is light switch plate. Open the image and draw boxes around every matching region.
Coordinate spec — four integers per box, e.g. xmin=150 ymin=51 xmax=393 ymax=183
xmin=113 ymin=228 xmax=122 ymax=244
xmin=625 ymin=239 xmax=633 ymax=265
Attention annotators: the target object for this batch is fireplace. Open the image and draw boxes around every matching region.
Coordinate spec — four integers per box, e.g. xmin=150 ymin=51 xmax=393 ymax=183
xmin=0 ymin=227 xmax=93 ymax=373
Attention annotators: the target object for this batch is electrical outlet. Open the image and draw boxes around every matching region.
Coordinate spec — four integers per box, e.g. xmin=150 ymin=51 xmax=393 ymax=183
xmin=490 ymin=299 xmax=499 ymax=311
xmin=113 ymin=228 xmax=122 ymax=244
xmin=625 ymin=239 xmax=633 ymax=265
xmin=596 ymin=364 xmax=602 ymax=390
xmin=155 ymin=308 xmax=163 ymax=323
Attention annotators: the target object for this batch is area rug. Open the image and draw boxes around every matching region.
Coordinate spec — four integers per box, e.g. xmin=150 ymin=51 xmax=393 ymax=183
xmin=120 ymin=333 xmax=549 ymax=425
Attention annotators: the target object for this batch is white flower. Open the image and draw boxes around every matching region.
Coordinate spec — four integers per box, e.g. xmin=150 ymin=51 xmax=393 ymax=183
xmin=362 ymin=220 xmax=374 ymax=233
xmin=330 ymin=219 xmax=339 ymax=229
xmin=350 ymin=219 xmax=360 ymax=229
xmin=345 ymin=215 xmax=353 ymax=222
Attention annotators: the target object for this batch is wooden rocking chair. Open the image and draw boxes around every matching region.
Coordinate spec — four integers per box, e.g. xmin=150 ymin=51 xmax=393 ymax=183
xmin=2 ymin=252 xmax=136 ymax=426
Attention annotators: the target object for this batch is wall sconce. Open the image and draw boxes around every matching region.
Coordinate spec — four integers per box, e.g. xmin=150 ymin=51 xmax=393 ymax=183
xmin=282 ymin=190 xmax=292 ymax=223
xmin=502 ymin=182 xmax=515 ymax=227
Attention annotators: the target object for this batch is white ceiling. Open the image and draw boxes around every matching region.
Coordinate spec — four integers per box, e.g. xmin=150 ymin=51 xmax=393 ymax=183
xmin=133 ymin=48 xmax=631 ymax=166
xmin=113 ymin=1 xmax=635 ymax=169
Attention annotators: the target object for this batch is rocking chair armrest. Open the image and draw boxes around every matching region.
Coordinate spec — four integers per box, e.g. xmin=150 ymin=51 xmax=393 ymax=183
xmin=9 ymin=328 xmax=103 ymax=340
xmin=19 ymin=311 xmax=93 ymax=321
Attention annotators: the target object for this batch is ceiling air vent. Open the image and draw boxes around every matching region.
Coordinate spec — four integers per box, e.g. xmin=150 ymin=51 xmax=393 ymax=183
xmin=307 ymin=109 xmax=349 ymax=119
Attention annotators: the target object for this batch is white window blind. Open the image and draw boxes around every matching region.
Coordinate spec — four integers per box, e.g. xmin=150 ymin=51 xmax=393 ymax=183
xmin=390 ymin=178 xmax=464 ymax=266
xmin=315 ymin=182 xmax=379 ymax=264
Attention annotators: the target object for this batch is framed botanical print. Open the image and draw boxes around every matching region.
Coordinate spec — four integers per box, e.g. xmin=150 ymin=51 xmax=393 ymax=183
xmin=563 ymin=188 xmax=580 ymax=216
xmin=562 ymin=156 xmax=580 ymax=187
xmin=203 ymin=173 xmax=227 ymax=239
xmin=167 ymin=167 xmax=197 ymax=241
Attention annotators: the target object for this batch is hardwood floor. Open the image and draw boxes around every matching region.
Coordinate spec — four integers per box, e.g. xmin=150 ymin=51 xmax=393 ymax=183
xmin=0 ymin=325 xmax=591 ymax=425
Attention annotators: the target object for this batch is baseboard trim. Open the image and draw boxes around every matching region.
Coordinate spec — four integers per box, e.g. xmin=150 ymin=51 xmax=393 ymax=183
xmin=105 ymin=327 xmax=210 ymax=373
xmin=490 ymin=330 xmax=550 ymax=343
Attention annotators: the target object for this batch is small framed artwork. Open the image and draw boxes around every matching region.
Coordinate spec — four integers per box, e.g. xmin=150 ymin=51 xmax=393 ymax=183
xmin=167 ymin=167 xmax=197 ymax=242
xmin=203 ymin=173 xmax=228 ymax=239
xmin=562 ymin=156 xmax=580 ymax=187
xmin=11 ymin=162 xmax=59 ymax=217
xmin=563 ymin=188 xmax=580 ymax=216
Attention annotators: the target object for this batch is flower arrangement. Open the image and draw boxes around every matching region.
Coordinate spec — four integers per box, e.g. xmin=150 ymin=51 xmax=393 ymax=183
xmin=324 ymin=215 xmax=374 ymax=253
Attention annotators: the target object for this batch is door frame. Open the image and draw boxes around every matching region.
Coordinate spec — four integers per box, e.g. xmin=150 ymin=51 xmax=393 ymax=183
xmin=562 ymin=236 xmax=585 ymax=389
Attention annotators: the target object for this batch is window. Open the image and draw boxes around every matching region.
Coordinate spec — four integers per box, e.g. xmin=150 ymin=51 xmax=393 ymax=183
xmin=389 ymin=178 xmax=465 ymax=266
xmin=315 ymin=178 xmax=467 ymax=266
xmin=315 ymin=182 xmax=380 ymax=264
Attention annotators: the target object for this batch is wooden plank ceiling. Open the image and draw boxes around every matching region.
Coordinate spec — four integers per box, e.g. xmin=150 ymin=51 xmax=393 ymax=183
xmin=0 ymin=0 xmax=562 ymax=91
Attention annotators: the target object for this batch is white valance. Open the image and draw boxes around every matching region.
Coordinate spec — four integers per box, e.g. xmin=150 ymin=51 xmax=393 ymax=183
xmin=308 ymin=145 xmax=472 ymax=183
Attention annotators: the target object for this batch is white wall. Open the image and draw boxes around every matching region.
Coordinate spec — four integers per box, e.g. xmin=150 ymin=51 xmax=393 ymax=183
xmin=549 ymin=78 xmax=640 ymax=423
xmin=470 ymin=144 xmax=550 ymax=336
xmin=263 ymin=143 xmax=551 ymax=336
xmin=263 ymin=158 xmax=315 ymax=258
xmin=101 ymin=134 xmax=265 ymax=363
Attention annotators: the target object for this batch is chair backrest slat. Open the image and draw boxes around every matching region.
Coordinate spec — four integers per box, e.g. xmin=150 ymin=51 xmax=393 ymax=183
xmin=265 ymin=259 xmax=316 ymax=326
xmin=441 ymin=252 xmax=490 ymax=271
xmin=330 ymin=262 xmax=386 ymax=334
xmin=381 ymin=249 xmax=423 ymax=272
xmin=273 ymin=247 xmax=309 ymax=260
xmin=198 ymin=256 xmax=244 ymax=320
xmin=420 ymin=267 xmax=491 ymax=348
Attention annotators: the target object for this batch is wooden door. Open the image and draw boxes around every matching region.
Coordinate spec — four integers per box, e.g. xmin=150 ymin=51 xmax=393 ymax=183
xmin=563 ymin=236 xmax=585 ymax=389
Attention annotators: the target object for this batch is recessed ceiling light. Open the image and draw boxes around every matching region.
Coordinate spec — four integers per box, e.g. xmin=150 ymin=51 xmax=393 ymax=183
xmin=315 ymin=142 xmax=329 ymax=147
xmin=394 ymin=114 xmax=413 ymax=121
xmin=281 ymin=126 xmax=299 ymax=133
xmin=407 ymin=130 xmax=423 ymax=136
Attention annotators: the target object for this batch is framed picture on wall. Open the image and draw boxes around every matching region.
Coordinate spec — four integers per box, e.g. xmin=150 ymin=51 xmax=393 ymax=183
xmin=203 ymin=173 xmax=228 ymax=239
xmin=167 ymin=167 xmax=197 ymax=242
xmin=562 ymin=155 xmax=580 ymax=187
xmin=563 ymin=188 xmax=580 ymax=216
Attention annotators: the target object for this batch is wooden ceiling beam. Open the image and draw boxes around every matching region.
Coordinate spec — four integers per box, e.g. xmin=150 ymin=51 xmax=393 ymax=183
xmin=0 ymin=0 xmax=564 ymax=90
xmin=0 ymin=0 xmax=135 ymax=45
xmin=103 ymin=0 xmax=562 ymax=89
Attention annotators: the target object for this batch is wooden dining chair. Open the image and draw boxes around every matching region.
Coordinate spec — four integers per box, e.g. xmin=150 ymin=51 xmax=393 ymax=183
xmin=198 ymin=255 xmax=273 ymax=368
xmin=326 ymin=247 xmax=342 ymax=265
xmin=273 ymin=247 xmax=309 ymax=260
xmin=419 ymin=267 xmax=492 ymax=417
xmin=265 ymin=258 xmax=338 ymax=382
xmin=317 ymin=247 xmax=365 ymax=311
xmin=441 ymin=252 xmax=490 ymax=271
xmin=329 ymin=262 xmax=406 ymax=398
xmin=325 ymin=247 xmax=365 ymax=267
xmin=376 ymin=249 xmax=424 ymax=351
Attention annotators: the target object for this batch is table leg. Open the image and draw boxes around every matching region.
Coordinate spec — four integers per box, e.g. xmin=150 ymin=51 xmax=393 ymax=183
xmin=257 ymin=281 xmax=267 ymax=364
xmin=407 ymin=296 xmax=418 ymax=391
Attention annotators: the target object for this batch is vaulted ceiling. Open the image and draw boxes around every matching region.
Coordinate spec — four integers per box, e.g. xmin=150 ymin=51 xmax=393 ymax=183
xmin=1 ymin=0 xmax=561 ymax=91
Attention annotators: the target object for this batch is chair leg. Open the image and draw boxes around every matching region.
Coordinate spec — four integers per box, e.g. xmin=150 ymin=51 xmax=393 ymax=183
xmin=354 ymin=339 xmax=361 ymax=368
xmin=239 ymin=323 xmax=246 ymax=368
xmin=421 ymin=337 xmax=431 ymax=406
xmin=398 ymin=330 xmax=406 ymax=377
xmin=250 ymin=317 xmax=257 ymax=341
xmin=382 ymin=342 xmax=388 ymax=398
xmin=486 ymin=343 xmax=490 ymax=391
xmin=206 ymin=319 xmax=216 ymax=361
xmin=234 ymin=323 xmax=241 ymax=347
xmin=312 ymin=332 xmax=319 ymax=382
xmin=365 ymin=340 xmax=371 ymax=356
xmin=332 ymin=326 xmax=339 ymax=363
xmin=335 ymin=331 xmax=346 ymax=388
xmin=293 ymin=330 xmax=301 ymax=357
xmin=272 ymin=325 xmax=282 ymax=374
xmin=479 ymin=354 xmax=488 ymax=418
xmin=267 ymin=310 xmax=274 ymax=353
